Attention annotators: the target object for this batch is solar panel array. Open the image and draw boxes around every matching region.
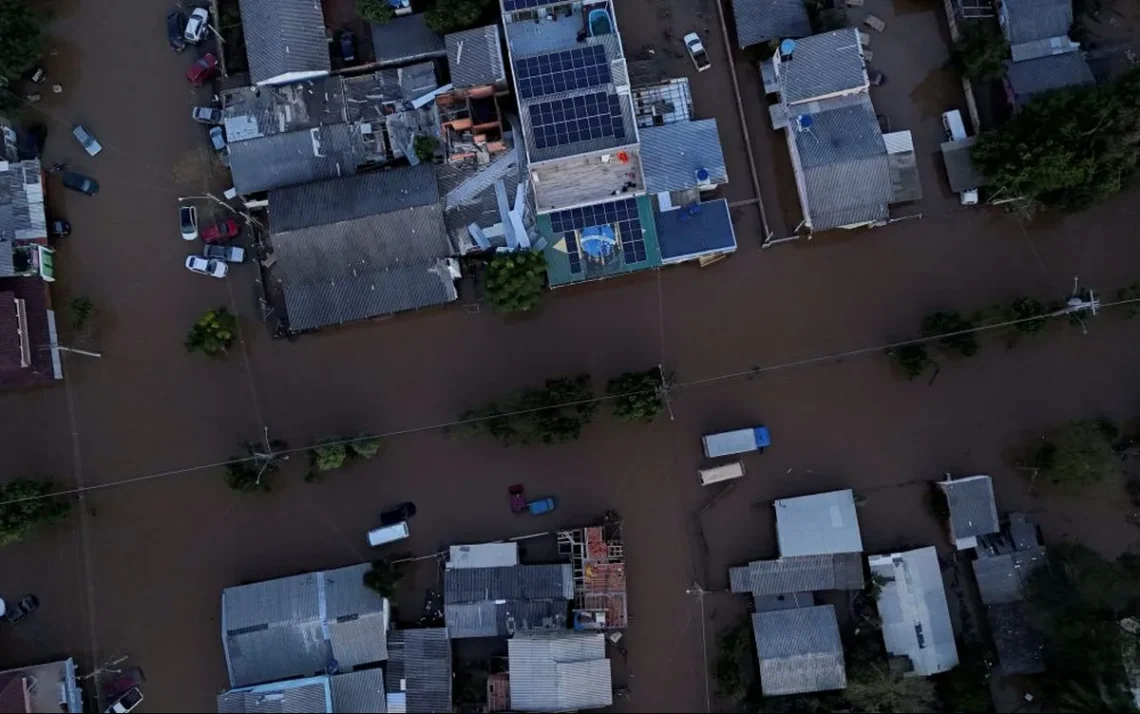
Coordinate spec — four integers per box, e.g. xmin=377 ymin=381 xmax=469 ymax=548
xmin=515 ymin=46 xmax=612 ymax=99
xmin=502 ymin=0 xmax=555 ymax=10
xmin=528 ymin=92 xmax=626 ymax=150
xmin=552 ymin=198 xmax=646 ymax=273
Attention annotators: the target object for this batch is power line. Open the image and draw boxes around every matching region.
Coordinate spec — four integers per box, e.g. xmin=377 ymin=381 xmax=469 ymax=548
xmin=2 ymin=294 xmax=1137 ymax=509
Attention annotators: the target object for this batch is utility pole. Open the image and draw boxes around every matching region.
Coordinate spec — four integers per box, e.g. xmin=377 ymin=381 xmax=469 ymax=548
xmin=657 ymin=363 xmax=675 ymax=421
xmin=685 ymin=581 xmax=712 ymax=713
xmin=1060 ymin=275 xmax=1100 ymax=334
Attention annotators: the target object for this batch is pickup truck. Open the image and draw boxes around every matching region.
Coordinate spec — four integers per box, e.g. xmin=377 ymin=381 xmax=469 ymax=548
xmin=72 ymin=124 xmax=102 ymax=156
xmin=684 ymin=33 xmax=711 ymax=72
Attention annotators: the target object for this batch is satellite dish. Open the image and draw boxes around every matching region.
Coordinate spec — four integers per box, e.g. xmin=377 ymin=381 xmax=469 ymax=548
xmin=780 ymin=39 xmax=797 ymax=57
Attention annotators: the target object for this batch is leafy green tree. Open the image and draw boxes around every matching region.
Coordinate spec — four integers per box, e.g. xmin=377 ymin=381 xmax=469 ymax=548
xmin=0 ymin=0 xmax=44 ymax=84
xmin=350 ymin=435 xmax=382 ymax=459
xmin=223 ymin=463 xmax=269 ymax=493
xmin=424 ymin=0 xmax=487 ymax=35
xmin=357 ymin=0 xmax=395 ymax=23
xmin=933 ymin=642 xmax=993 ymax=713
xmin=606 ymin=367 xmax=666 ymax=423
xmin=714 ymin=618 xmax=754 ymax=703
xmin=413 ymin=135 xmax=438 ymax=163
xmin=1032 ymin=419 xmax=1121 ymax=489
xmin=952 ymin=21 xmax=1010 ymax=81
xmin=921 ymin=311 xmax=979 ymax=357
xmin=69 ymin=297 xmax=95 ymax=333
xmin=311 ymin=442 xmax=347 ymax=473
xmin=845 ymin=657 xmax=938 ymax=713
xmin=1009 ymin=296 xmax=1050 ymax=336
xmin=484 ymin=250 xmax=548 ymax=312
xmin=185 ymin=307 xmax=238 ymax=356
xmin=888 ymin=344 xmax=931 ymax=379
xmin=972 ymin=68 xmax=1140 ymax=212
xmin=362 ymin=558 xmax=404 ymax=598
xmin=457 ymin=374 xmax=597 ymax=445
xmin=0 ymin=478 xmax=69 ymax=546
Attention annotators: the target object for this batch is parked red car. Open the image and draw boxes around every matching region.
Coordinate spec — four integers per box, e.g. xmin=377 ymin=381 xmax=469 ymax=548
xmin=200 ymin=218 xmax=239 ymax=244
xmin=186 ymin=53 xmax=219 ymax=86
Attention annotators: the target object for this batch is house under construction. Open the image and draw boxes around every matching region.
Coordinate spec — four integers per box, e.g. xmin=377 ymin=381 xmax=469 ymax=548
xmin=557 ymin=516 xmax=627 ymax=630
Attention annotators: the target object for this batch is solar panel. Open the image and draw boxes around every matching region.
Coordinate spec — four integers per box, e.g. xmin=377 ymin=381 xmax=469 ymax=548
xmin=549 ymin=199 xmax=645 ymax=266
xmin=502 ymin=0 xmax=546 ymax=10
xmin=515 ymin=46 xmax=611 ymax=100
xmin=528 ymin=92 xmax=626 ymax=150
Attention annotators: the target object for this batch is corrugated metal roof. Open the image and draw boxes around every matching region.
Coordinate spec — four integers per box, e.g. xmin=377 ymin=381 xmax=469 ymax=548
xmin=1003 ymin=0 xmax=1073 ymax=45
xmin=508 ymin=631 xmax=612 ymax=712
xmin=732 ymin=0 xmax=812 ymax=49
xmin=778 ymin=29 xmax=867 ymax=105
xmin=447 ymin=26 xmax=505 ymax=88
xmin=656 ymin=198 xmax=737 ymax=264
xmin=444 ymin=600 xmax=568 ymax=639
xmin=371 ymin=15 xmax=447 ymax=67
xmin=639 ymin=119 xmax=727 ymax=194
xmin=752 ymin=606 xmax=846 ymax=696
xmin=222 ymin=564 xmax=390 ymax=687
xmin=217 ymin=676 xmax=333 ymax=713
xmin=329 ymin=669 xmax=387 ymax=713
xmin=973 ymin=547 xmax=1048 ymax=605
xmin=385 ymin=629 xmax=452 ymax=713
xmin=774 ymin=489 xmax=864 ymax=557
xmin=986 ymin=602 xmax=1046 ymax=674
xmin=1005 ymin=53 xmax=1095 ymax=106
xmin=939 ymin=475 xmax=1000 ymax=545
xmin=444 ymin=564 xmax=573 ymax=602
xmin=448 ymin=543 xmax=520 ymax=569
xmin=229 ymin=125 xmax=367 ymax=195
xmin=270 ymin=166 xmax=439 ymax=232
xmin=868 ymin=548 xmax=959 ymax=676
xmin=0 ymin=160 xmax=46 ymax=243
xmin=729 ymin=553 xmax=865 ymax=596
xmin=238 ymin=0 xmax=331 ymax=85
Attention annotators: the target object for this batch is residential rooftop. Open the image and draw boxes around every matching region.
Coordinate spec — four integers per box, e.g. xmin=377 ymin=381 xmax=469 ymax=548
xmin=774 ymin=489 xmax=864 ymax=557
xmin=443 ymin=563 xmax=574 ymax=638
xmin=220 ymin=562 xmax=391 ymax=687
xmin=868 ymin=547 xmax=958 ymax=676
xmin=775 ymin=29 xmax=868 ymax=105
xmin=655 ymin=198 xmax=737 ymax=265
xmin=447 ymin=25 xmax=507 ymax=88
xmin=385 ymin=628 xmax=452 ymax=713
xmin=507 ymin=631 xmax=613 ymax=712
xmin=639 ymin=119 xmax=727 ymax=195
xmin=0 ymin=159 xmax=46 ymax=245
xmin=539 ymin=194 xmax=662 ymax=286
xmin=239 ymin=0 xmax=330 ymax=86
xmin=939 ymin=475 xmax=1000 ymax=549
xmin=1001 ymin=0 xmax=1074 ymax=46
xmin=1005 ymin=53 xmax=1095 ymax=107
xmin=370 ymin=14 xmax=447 ymax=67
xmin=217 ymin=670 xmax=385 ymax=713
xmin=732 ymin=0 xmax=811 ymax=49
xmin=753 ymin=605 xmax=847 ymax=696
xmin=730 ymin=553 xmax=865 ymax=598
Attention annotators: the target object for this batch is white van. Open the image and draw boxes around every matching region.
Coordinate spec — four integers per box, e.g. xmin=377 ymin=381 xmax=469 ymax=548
xmin=367 ymin=521 xmax=410 ymax=547
xmin=698 ymin=461 xmax=745 ymax=486
xmin=942 ymin=110 xmax=979 ymax=205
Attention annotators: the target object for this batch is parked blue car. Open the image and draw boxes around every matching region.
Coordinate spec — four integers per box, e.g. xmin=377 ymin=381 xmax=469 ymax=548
xmin=527 ymin=497 xmax=557 ymax=515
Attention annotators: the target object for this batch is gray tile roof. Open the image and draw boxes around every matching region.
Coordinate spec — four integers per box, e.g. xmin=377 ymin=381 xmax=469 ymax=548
xmin=656 ymin=198 xmax=737 ymax=263
xmin=939 ymin=475 xmax=1000 ymax=546
xmin=371 ymin=15 xmax=447 ymax=66
xmin=329 ymin=669 xmax=387 ymax=713
xmin=774 ymin=489 xmax=864 ymax=557
xmin=639 ymin=119 xmax=727 ymax=194
xmin=973 ymin=547 xmax=1048 ymax=605
xmin=446 ymin=25 xmax=505 ymax=88
xmin=752 ymin=606 xmax=846 ymax=696
xmin=1005 ymin=53 xmax=1095 ymax=106
xmin=987 ymin=601 xmax=1046 ymax=674
xmin=385 ymin=629 xmax=452 ymax=713
xmin=778 ymin=29 xmax=867 ymax=105
xmin=238 ymin=0 xmax=331 ymax=85
xmin=732 ymin=0 xmax=812 ymax=49
xmin=794 ymin=100 xmax=892 ymax=231
xmin=730 ymin=553 xmax=865 ymax=597
xmin=868 ymin=548 xmax=958 ymax=676
xmin=1002 ymin=0 xmax=1074 ymax=45
xmin=270 ymin=165 xmax=439 ymax=232
xmin=443 ymin=564 xmax=573 ymax=638
xmin=229 ymin=125 xmax=367 ymax=194
xmin=508 ymin=631 xmax=613 ymax=712
xmin=0 ymin=159 xmax=46 ymax=243
xmin=218 ymin=677 xmax=331 ymax=713
xmin=221 ymin=563 xmax=390 ymax=687
xmin=941 ymin=137 xmax=985 ymax=193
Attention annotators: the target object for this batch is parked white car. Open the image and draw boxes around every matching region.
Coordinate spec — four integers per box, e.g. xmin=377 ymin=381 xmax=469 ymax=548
xmin=184 ymin=7 xmax=210 ymax=43
xmin=72 ymin=124 xmax=102 ymax=156
xmin=684 ymin=32 xmax=711 ymax=72
xmin=185 ymin=255 xmax=228 ymax=278
xmin=179 ymin=205 xmax=198 ymax=241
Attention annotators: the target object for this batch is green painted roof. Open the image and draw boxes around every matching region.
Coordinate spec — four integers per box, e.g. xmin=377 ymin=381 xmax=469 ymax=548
xmin=541 ymin=195 xmax=661 ymax=287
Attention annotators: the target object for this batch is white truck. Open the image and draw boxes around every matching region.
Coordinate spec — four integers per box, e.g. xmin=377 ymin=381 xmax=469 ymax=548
xmin=684 ymin=33 xmax=711 ymax=72
xmin=941 ymin=110 xmax=978 ymax=206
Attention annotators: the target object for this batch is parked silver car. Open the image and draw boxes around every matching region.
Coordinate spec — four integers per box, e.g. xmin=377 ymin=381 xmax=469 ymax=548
xmin=184 ymin=7 xmax=210 ymax=43
xmin=179 ymin=205 xmax=198 ymax=241
xmin=184 ymin=255 xmax=228 ymax=279
xmin=72 ymin=124 xmax=102 ymax=156
xmin=191 ymin=106 xmax=222 ymax=124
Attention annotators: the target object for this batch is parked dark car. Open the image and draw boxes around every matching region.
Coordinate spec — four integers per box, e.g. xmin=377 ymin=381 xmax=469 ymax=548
xmin=379 ymin=502 xmax=417 ymax=526
xmin=17 ymin=123 xmax=46 ymax=159
xmin=200 ymin=218 xmax=239 ymax=244
xmin=186 ymin=53 xmax=218 ymax=86
xmin=191 ymin=106 xmax=222 ymax=124
xmin=4 ymin=595 xmax=39 ymax=623
xmin=61 ymin=171 xmax=99 ymax=196
xmin=166 ymin=10 xmax=187 ymax=52
xmin=338 ymin=30 xmax=357 ymax=65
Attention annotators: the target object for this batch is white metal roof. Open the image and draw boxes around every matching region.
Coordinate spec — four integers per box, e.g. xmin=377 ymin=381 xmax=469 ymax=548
xmin=775 ymin=489 xmax=864 ymax=557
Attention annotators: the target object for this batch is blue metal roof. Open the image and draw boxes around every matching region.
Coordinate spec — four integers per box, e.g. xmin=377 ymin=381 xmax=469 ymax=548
xmin=654 ymin=198 xmax=737 ymax=264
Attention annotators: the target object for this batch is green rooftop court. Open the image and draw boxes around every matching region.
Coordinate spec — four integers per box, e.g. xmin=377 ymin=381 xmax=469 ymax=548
xmin=540 ymin=195 xmax=662 ymax=287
